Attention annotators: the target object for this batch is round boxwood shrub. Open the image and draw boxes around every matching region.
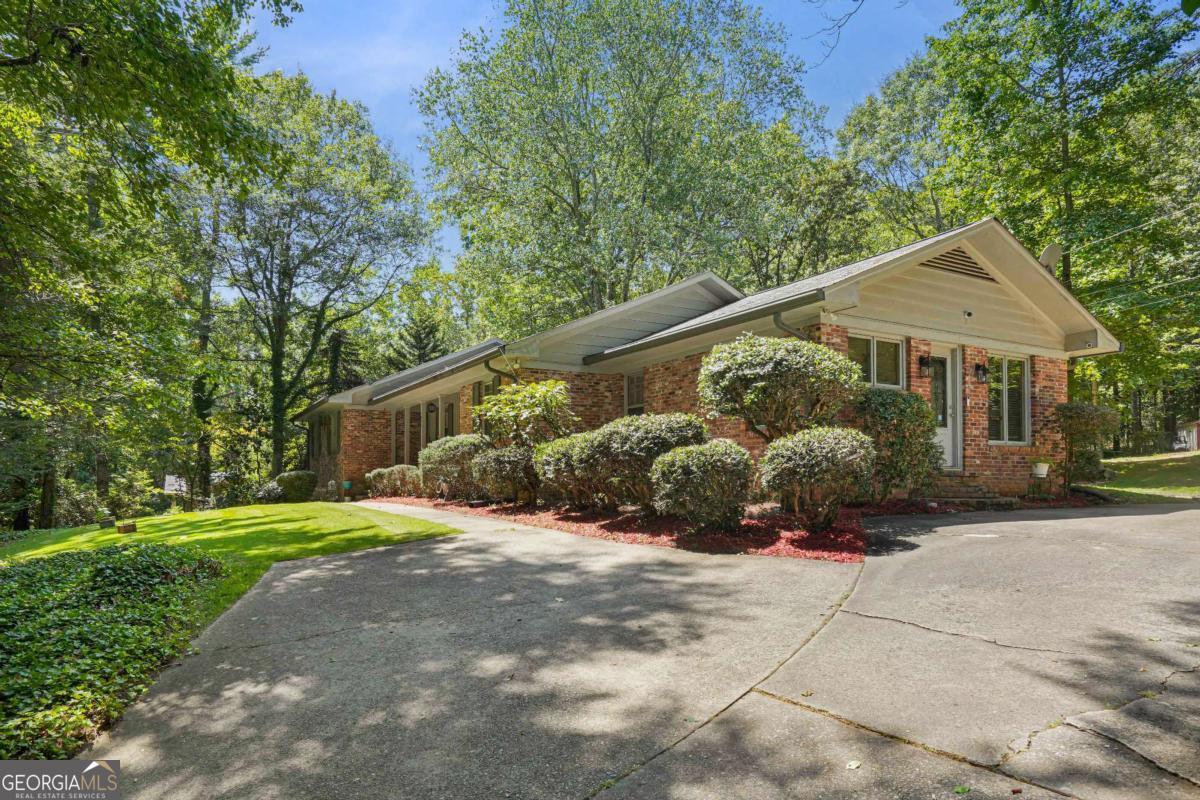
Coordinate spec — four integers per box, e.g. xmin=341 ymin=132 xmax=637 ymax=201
xmin=274 ymin=470 xmax=317 ymax=502
xmin=417 ymin=434 xmax=490 ymax=499
xmin=855 ymin=388 xmax=941 ymax=503
xmin=651 ymin=439 xmax=752 ymax=531
xmin=699 ymin=333 xmax=863 ymax=439
xmin=760 ymin=426 xmax=875 ymax=531
xmin=535 ymin=433 xmax=601 ymax=508
xmin=1054 ymin=402 xmax=1121 ymax=484
xmin=365 ymin=464 xmax=422 ymax=497
xmin=472 ymin=445 xmax=538 ymax=503
xmin=584 ymin=413 xmax=709 ymax=510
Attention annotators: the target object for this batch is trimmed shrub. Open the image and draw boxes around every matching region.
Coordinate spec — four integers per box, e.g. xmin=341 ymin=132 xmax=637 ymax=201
xmin=254 ymin=480 xmax=285 ymax=503
xmin=365 ymin=465 xmax=422 ymax=497
xmin=0 ymin=544 xmax=223 ymax=758
xmin=651 ymin=439 xmax=752 ymax=531
xmin=1054 ymin=403 xmax=1121 ymax=483
xmin=417 ymin=434 xmax=490 ymax=499
xmin=855 ymin=389 xmax=941 ymax=502
xmin=535 ymin=433 xmax=601 ymax=507
xmin=584 ymin=413 xmax=709 ymax=510
xmin=472 ymin=380 xmax=579 ymax=446
xmin=699 ymin=333 xmax=863 ymax=439
xmin=472 ymin=446 xmax=538 ymax=502
xmin=274 ymin=470 xmax=317 ymax=502
xmin=761 ymin=427 xmax=876 ymax=531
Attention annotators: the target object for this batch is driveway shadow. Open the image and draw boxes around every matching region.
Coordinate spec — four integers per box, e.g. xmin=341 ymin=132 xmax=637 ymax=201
xmin=91 ymin=526 xmax=855 ymax=799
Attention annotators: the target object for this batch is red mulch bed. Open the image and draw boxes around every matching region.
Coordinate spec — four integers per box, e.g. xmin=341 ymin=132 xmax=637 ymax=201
xmin=372 ymin=496 xmax=865 ymax=563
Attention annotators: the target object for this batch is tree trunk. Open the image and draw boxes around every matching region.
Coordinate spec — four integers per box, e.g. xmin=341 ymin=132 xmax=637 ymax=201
xmin=193 ymin=201 xmax=217 ymax=502
xmin=12 ymin=477 xmax=31 ymax=531
xmin=36 ymin=467 xmax=56 ymax=529
xmin=270 ymin=327 xmax=288 ymax=477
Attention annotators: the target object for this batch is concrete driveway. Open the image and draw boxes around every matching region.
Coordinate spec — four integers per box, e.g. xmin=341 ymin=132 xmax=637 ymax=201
xmin=91 ymin=503 xmax=1200 ymax=799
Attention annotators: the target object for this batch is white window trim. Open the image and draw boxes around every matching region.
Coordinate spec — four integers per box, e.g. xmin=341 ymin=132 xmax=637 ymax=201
xmin=987 ymin=354 xmax=1031 ymax=446
xmin=848 ymin=333 xmax=905 ymax=390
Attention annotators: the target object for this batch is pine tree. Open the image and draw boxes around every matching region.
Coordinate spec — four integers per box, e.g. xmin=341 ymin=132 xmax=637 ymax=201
xmin=390 ymin=305 xmax=448 ymax=371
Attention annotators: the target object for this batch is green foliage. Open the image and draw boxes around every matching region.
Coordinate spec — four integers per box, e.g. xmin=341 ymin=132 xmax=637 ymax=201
xmin=534 ymin=433 xmax=603 ymax=508
xmin=0 ymin=544 xmax=224 ymax=758
xmin=581 ymin=414 xmax=710 ymax=511
xmin=472 ymin=380 xmax=580 ymax=446
xmin=650 ymin=439 xmax=753 ymax=531
xmin=1054 ymin=403 xmax=1122 ymax=484
xmin=106 ymin=470 xmax=163 ymax=520
xmin=274 ymin=471 xmax=317 ymax=503
xmin=699 ymin=334 xmax=863 ymax=440
xmin=53 ymin=479 xmax=104 ymax=529
xmin=417 ymin=0 xmax=825 ymax=336
xmin=472 ymin=446 xmax=538 ymax=503
xmin=855 ymin=389 xmax=941 ymax=502
xmin=254 ymin=480 xmax=285 ymax=503
xmin=365 ymin=465 xmax=423 ymax=498
xmin=417 ymin=434 xmax=491 ymax=499
xmin=761 ymin=427 xmax=876 ymax=531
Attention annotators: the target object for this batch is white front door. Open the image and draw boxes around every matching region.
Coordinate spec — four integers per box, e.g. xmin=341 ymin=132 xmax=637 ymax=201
xmin=929 ymin=346 xmax=961 ymax=470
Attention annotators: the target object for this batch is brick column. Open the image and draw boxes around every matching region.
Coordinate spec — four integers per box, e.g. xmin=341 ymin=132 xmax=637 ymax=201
xmin=960 ymin=345 xmax=991 ymax=478
xmin=407 ymin=406 xmax=421 ymax=465
xmin=906 ymin=337 xmax=932 ymax=401
xmin=805 ymin=323 xmax=849 ymax=354
xmin=458 ymin=384 xmax=474 ymax=434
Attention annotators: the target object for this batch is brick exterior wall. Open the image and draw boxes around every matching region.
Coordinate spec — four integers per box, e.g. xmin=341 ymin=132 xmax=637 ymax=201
xmin=953 ymin=347 xmax=1068 ymax=495
xmin=906 ymin=337 xmax=933 ymax=401
xmin=805 ymin=323 xmax=849 ymax=353
xmin=518 ymin=368 xmax=625 ymax=430
xmin=642 ymin=354 xmax=769 ymax=460
xmin=393 ymin=410 xmax=405 ymax=466
xmin=340 ymin=409 xmax=392 ymax=492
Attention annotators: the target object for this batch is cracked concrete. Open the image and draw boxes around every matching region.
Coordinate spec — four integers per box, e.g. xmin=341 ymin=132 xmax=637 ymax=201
xmin=90 ymin=502 xmax=1200 ymax=799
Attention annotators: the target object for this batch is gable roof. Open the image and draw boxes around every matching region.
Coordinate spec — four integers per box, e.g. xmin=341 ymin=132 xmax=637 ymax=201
xmin=585 ymin=218 xmax=1120 ymax=363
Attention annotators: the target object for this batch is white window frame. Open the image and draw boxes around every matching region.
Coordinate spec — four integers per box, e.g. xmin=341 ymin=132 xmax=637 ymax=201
xmin=847 ymin=333 xmax=905 ymax=390
xmin=987 ymin=353 xmax=1031 ymax=446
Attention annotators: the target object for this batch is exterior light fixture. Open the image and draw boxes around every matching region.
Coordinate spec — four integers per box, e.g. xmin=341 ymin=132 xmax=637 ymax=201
xmin=426 ymin=402 xmax=438 ymax=414
xmin=974 ymin=363 xmax=990 ymax=383
xmin=918 ymin=354 xmax=932 ymax=378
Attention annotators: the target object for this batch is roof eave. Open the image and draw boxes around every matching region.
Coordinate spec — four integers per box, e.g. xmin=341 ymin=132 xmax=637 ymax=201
xmin=367 ymin=345 xmax=505 ymax=404
xmin=582 ymin=288 xmax=826 ymax=365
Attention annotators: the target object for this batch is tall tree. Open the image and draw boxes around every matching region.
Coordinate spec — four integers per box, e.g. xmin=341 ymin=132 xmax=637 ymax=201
xmin=932 ymin=0 xmax=1196 ymax=291
xmin=222 ymin=73 xmax=430 ymax=474
xmin=839 ymin=53 xmax=965 ymax=242
xmin=417 ymin=0 xmax=820 ymax=336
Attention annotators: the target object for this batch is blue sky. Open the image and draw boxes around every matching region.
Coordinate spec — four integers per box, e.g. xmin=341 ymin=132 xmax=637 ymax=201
xmin=251 ymin=0 xmax=960 ymax=254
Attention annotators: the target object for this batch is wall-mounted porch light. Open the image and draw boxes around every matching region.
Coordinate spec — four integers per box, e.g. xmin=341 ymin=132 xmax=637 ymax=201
xmin=917 ymin=354 xmax=932 ymax=378
xmin=426 ymin=402 xmax=438 ymax=414
xmin=973 ymin=363 xmax=990 ymax=383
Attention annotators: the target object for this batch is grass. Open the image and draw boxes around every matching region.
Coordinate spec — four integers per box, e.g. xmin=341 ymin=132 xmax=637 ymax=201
xmin=1085 ymin=449 xmax=1200 ymax=504
xmin=0 ymin=502 xmax=459 ymax=626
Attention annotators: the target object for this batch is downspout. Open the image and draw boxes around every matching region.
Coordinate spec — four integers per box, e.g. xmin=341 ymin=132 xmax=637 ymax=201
xmin=772 ymin=312 xmax=806 ymax=339
xmin=484 ymin=345 xmax=520 ymax=383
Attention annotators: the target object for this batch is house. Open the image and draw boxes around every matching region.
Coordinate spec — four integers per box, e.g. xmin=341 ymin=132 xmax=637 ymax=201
xmin=1178 ymin=419 xmax=1199 ymax=451
xmin=297 ymin=218 xmax=1120 ymax=498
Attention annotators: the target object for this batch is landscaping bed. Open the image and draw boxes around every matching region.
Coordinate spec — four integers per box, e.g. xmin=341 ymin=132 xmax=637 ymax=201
xmin=372 ymin=496 xmax=866 ymax=563
xmin=0 ymin=544 xmax=223 ymax=758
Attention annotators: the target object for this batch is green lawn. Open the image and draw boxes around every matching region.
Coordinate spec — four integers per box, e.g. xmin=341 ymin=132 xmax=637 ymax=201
xmin=1 ymin=503 xmax=459 ymax=625
xmin=1087 ymin=450 xmax=1200 ymax=504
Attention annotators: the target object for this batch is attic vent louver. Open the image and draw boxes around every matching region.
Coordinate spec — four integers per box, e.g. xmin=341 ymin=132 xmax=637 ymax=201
xmin=920 ymin=247 xmax=996 ymax=283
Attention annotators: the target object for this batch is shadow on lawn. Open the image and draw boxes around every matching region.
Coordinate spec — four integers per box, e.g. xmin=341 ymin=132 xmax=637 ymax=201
xmin=89 ymin=524 xmax=853 ymax=800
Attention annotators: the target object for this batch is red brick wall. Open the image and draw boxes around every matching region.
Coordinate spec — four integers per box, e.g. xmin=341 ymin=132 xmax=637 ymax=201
xmin=805 ymin=323 xmax=849 ymax=353
xmin=517 ymin=368 xmax=625 ymax=430
xmin=393 ymin=410 xmax=405 ymax=465
xmin=642 ymin=354 xmax=769 ymax=460
xmin=954 ymin=347 xmax=1067 ymax=495
xmin=340 ymin=409 xmax=392 ymax=492
xmin=906 ymin=337 xmax=933 ymax=401
xmin=458 ymin=384 xmax=474 ymax=433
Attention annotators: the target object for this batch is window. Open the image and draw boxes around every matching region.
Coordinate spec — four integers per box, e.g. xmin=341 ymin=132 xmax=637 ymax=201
xmin=987 ymin=355 xmax=1028 ymax=443
xmin=847 ymin=335 xmax=904 ymax=388
xmin=626 ymin=373 xmax=645 ymax=415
